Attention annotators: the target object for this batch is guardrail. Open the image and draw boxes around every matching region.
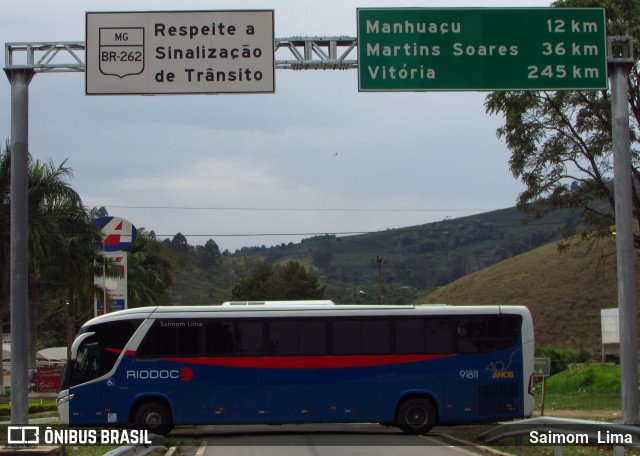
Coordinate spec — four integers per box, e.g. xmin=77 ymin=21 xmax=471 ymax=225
xmin=480 ymin=417 xmax=640 ymax=456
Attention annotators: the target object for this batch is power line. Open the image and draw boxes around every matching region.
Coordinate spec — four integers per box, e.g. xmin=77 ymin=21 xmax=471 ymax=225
xmin=83 ymin=204 xmax=578 ymax=241
xmin=155 ymin=231 xmax=371 ymax=238
xmin=150 ymin=220 xmax=568 ymax=239
xmin=88 ymin=205 xmax=496 ymax=213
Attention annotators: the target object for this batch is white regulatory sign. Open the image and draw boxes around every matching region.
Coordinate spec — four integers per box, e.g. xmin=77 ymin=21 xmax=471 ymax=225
xmin=86 ymin=10 xmax=275 ymax=95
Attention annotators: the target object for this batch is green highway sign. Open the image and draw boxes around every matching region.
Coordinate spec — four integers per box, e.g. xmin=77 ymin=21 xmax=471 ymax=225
xmin=357 ymin=8 xmax=607 ymax=91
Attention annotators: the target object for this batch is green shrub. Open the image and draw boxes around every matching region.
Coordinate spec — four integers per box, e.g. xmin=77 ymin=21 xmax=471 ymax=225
xmin=0 ymin=401 xmax=57 ymax=417
xmin=535 ymin=345 xmax=575 ymax=374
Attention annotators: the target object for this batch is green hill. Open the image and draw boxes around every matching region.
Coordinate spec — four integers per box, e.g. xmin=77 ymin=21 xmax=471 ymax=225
xmin=225 ymin=206 xmax=586 ymax=303
xmin=418 ymin=236 xmax=630 ymax=350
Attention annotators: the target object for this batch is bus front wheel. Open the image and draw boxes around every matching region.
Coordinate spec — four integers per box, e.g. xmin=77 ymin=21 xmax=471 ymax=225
xmin=396 ymin=398 xmax=436 ymax=435
xmin=133 ymin=401 xmax=174 ymax=435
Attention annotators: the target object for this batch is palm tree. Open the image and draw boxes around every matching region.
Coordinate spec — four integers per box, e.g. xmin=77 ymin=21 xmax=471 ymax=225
xmin=27 ymin=157 xmax=105 ymax=365
xmin=0 ymin=144 xmax=103 ymax=366
xmin=39 ymin=199 xmax=104 ymax=354
xmin=126 ymin=231 xmax=173 ymax=307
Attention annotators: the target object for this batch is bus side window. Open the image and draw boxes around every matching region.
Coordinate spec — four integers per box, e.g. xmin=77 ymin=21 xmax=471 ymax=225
xmin=331 ymin=319 xmax=390 ymax=355
xmin=299 ymin=320 xmax=326 ymax=355
xmin=458 ymin=317 xmax=487 ymax=353
xmin=205 ymin=321 xmax=234 ymax=355
xmin=204 ymin=321 xmax=263 ymax=356
xmin=268 ymin=320 xmax=327 ymax=356
xmin=234 ymin=321 xmax=263 ymax=356
xmin=395 ymin=319 xmax=424 ymax=354
xmin=362 ymin=320 xmax=390 ymax=355
xmin=486 ymin=316 xmax=521 ymax=351
xmin=268 ymin=321 xmax=298 ymax=355
xmin=138 ymin=320 xmax=201 ymax=356
xmin=332 ymin=320 xmax=362 ymax=355
xmin=424 ymin=319 xmax=453 ymax=353
xmin=457 ymin=316 xmax=521 ymax=353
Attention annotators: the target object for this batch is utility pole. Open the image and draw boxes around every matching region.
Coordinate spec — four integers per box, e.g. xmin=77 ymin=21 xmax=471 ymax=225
xmin=371 ymin=256 xmax=387 ymax=304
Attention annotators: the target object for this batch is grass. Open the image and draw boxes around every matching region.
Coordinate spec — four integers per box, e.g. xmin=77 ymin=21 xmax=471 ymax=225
xmin=540 ymin=391 xmax=621 ymax=411
xmin=536 ymin=363 xmax=625 ymax=412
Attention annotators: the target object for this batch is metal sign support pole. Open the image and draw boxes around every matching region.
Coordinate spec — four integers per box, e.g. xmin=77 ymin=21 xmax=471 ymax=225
xmin=4 ymin=67 xmax=34 ymax=426
xmin=608 ymin=36 xmax=638 ymax=425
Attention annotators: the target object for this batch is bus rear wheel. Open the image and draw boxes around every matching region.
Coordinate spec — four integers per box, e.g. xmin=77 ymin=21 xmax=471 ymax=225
xmin=396 ymin=398 xmax=436 ymax=435
xmin=133 ymin=401 xmax=174 ymax=435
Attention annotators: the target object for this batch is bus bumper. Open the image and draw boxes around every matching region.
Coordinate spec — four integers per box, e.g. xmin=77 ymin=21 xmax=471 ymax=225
xmin=57 ymin=389 xmax=73 ymax=425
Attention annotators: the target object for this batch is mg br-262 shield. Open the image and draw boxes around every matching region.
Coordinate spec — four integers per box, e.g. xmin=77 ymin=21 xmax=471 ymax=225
xmin=99 ymin=27 xmax=145 ymax=78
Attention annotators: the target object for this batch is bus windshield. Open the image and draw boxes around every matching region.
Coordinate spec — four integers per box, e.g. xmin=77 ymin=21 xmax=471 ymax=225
xmin=61 ymin=318 xmax=143 ymax=390
xmin=73 ymin=339 xmax=101 ymax=381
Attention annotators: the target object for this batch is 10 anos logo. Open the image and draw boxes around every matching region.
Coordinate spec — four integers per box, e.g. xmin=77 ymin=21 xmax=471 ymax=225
xmin=492 ymin=370 xmax=515 ymax=379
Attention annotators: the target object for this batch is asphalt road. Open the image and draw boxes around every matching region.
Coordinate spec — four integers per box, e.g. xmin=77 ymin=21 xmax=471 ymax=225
xmin=172 ymin=424 xmax=487 ymax=456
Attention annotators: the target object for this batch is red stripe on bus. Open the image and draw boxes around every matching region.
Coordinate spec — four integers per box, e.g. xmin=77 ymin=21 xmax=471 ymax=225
xmin=157 ymin=354 xmax=454 ymax=369
xmin=106 ymin=348 xmax=137 ymax=357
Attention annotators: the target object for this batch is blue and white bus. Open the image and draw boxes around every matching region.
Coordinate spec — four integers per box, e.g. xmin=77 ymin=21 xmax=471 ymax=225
xmin=58 ymin=301 xmax=534 ymax=435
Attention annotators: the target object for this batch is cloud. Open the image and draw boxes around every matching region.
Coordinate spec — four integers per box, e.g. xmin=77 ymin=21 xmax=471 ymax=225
xmin=1 ymin=0 xmax=548 ymax=251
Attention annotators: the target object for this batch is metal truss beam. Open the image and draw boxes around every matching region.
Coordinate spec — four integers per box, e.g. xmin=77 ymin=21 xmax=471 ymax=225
xmin=5 ymin=42 xmax=86 ymax=73
xmin=5 ymin=37 xmax=358 ymax=73
xmin=275 ymin=37 xmax=357 ymax=70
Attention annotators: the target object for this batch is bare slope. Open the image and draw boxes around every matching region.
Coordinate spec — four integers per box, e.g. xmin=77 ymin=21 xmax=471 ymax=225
xmin=418 ymin=237 xmax=635 ymax=349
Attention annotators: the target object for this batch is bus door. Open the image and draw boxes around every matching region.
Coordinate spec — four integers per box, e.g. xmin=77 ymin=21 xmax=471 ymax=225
xmin=62 ymin=318 xmax=144 ymax=427
xmin=68 ymin=334 xmax=109 ymax=424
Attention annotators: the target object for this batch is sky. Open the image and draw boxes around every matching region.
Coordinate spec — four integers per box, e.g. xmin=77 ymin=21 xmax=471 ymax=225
xmin=1 ymin=0 xmax=553 ymax=253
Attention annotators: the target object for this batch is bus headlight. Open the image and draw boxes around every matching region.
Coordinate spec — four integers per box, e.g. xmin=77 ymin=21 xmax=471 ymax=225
xmin=57 ymin=394 xmax=74 ymax=406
